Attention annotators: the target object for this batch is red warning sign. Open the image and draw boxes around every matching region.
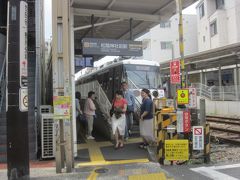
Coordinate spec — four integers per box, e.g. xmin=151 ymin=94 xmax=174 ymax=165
xmin=170 ymin=60 xmax=180 ymax=84
xmin=194 ymin=128 xmax=203 ymax=135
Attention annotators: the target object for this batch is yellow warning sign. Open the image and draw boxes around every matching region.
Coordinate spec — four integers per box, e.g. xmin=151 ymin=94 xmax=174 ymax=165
xmin=165 ymin=140 xmax=189 ymax=161
xmin=177 ymin=89 xmax=189 ymax=105
xmin=53 ymin=96 xmax=71 ymax=119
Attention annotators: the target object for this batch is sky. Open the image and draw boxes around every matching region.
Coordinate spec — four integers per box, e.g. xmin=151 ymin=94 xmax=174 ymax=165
xmin=44 ymin=0 xmax=199 ymax=41
xmin=44 ymin=0 xmax=52 ymax=41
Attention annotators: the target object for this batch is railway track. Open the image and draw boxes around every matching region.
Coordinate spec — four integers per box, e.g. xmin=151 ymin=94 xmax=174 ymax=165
xmin=206 ymin=116 xmax=240 ymax=145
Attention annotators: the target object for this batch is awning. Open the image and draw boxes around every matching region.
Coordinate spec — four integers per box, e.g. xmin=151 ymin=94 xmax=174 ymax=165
xmin=71 ymin=0 xmax=197 ymax=50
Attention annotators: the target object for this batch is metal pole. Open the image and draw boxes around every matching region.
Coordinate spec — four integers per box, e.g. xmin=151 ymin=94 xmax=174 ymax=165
xmin=7 ymin=0 xmax=29 ymax=179
xmin=130 ymin=18 xmax=133 ymax=40
xmin=91 ymin=14 xmax=94 ymax=37
xmin=234 ymin=64 xmax=239 ymax=100
xmin=70 ymin=6 xmax=78 ymax=163
xmin=199 ymin=99 xmax=206 ymax=126
xmin=218 ymin=64 xmax=222 ymax=100
xmin=176 ymin=0 xmax=186 ymax=88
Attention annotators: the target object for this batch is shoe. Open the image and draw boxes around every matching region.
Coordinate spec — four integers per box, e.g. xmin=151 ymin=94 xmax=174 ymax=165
xmin=87 ymin=136 xmax=95 ymax=140
xmin=139 ymin=143 xmax=148 ymax=149
xmin=119 ymin=143 xmax=124 ymax=148
xmin=139 ymin=142 xmax=145 ymax=149
xmin=128 ymin=130 xmax=132 ymax=136
xmin=114 ymin=142 xmax=120 ymax=149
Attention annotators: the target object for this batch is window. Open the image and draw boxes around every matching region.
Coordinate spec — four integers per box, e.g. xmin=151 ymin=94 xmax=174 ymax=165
xmin=199 ymin=3 xmax=205 ymax=19
xmin=161 ymin=41 xmax=172 ymax=49
xmin=203 ymin=36 xmax=206 ymax=42
xmin=210 ymin=21 xmax=217 ymax=37
xmin=160 ymin=21 xmax=171 ymax=28
xmin=216 ymin=0 xmax=224 ymax=9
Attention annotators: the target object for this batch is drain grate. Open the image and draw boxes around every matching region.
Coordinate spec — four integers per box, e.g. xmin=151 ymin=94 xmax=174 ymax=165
xmin=95 ymin=168 xmax=109 ymax=174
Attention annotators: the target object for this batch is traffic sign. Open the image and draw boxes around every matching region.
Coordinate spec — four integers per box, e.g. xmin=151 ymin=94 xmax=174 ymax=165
xmin=177 ymin=89 xmax=189 ymax=105
xmin=19 ymin=88 xmax=28 ymax=112
xmin=170 ymin=59 xmax=180 ymax=84
xmin=193 ymin=126 xmax=204 ymax=150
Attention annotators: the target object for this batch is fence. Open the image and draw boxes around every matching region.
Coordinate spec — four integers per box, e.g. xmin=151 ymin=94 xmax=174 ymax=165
xmin=192 ymin=83 xmax=240 ymax=101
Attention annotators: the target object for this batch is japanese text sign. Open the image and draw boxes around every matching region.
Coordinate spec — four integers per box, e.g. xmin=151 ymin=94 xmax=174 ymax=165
xmin=177 ymin=89 xmax=189 ymax=105
xmin=170 ymin=60 xmax=180 ymax=84
xmin=165 ymin=140 xmax=189 ymax=161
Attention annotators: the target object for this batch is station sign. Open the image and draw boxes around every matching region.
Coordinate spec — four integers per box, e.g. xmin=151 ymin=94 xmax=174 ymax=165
xmin=193 ymin=126 xmax=204 ymax=150
xmin=170 ymin=60 xmax=180 ymax=84
xmin=165 ymin=140 xmax=189 ymax=161
xmin=19 ymin=88 xmax=28 ymax=112
xmin=177 ymin=89 xmax=189 ymax=105
xmin=189 ymin=87 xmax=197 ymax=109
xmin=82 ymin=38 xmax=143 ymax=56
xmin=177 ymin=110 xmax=191 ymax=133
xmin=53 ymin=96 xmax=71 ymax=119
xmin=19 ymin=1 xmax=28 ymax=88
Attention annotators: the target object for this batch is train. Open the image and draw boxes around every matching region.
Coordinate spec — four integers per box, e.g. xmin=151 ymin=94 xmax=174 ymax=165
xmin=75 ymin=58 xmax=163 ymax=104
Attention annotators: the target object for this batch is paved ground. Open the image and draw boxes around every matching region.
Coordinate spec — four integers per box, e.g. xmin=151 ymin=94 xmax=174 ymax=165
xmin=0 ymin=162 xmax=173 ymax=180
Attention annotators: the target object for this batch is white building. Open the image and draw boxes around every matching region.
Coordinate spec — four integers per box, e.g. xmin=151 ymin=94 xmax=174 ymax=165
xmin=197 ymin=0 xmax=240 ymax=51
xmin=138 ymin=14 xmax=198 ymax=63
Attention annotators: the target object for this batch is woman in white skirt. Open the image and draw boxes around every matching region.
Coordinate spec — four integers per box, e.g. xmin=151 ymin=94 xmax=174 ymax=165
xmin=111 ymin=90 xmax=127 ymax=149
xmin=139 ymin=88 xmax=156 ymax=149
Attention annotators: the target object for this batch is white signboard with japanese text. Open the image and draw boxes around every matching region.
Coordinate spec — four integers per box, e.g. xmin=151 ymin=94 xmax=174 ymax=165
xmin=193 ymin=126 xmax=204 ymax=150
xmin=189 ymin=87 xmax=197 ymax=109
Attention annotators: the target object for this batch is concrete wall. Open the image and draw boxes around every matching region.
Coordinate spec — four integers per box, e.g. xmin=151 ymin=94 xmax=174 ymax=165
xmin=197 ymin=96 xmax=240 ymax=117
xmin=197 ymin=0 xmax=240 ymax=51
xmin=139 ymin=14 xmax=198 ymax=63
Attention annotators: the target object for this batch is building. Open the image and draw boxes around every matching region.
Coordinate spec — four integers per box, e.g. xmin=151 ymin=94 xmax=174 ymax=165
xmin=197 ymin=0 xmax=240 ymax=51
xmin=138 ymin=14 xmax=198 ymax=63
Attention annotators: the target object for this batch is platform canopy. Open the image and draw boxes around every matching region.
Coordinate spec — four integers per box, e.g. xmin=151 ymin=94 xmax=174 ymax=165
xmin=160 ymin=42 xmax=240 ymax=74
xmin=71 ymin=0 xmax=197 ymax=53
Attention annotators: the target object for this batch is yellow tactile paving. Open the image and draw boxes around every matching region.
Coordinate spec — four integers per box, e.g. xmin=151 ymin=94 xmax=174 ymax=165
xmin=128 ymin=172 xmax=167 ymax=180
xmin=77 ymin=158 xmax=149 ymax=167
xmin=87 ymin=169 xmax=99 ymax=180
xmin=76 ymin=137 xmax=148 ymax=167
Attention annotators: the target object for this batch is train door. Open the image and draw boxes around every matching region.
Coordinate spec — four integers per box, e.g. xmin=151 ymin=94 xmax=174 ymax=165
xmin=112 ymin=65 xmax=123 ymax=97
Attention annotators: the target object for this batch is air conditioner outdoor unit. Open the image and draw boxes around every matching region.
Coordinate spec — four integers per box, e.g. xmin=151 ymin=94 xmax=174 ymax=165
xmin=41 ymin=112 xmax=55 ymax=159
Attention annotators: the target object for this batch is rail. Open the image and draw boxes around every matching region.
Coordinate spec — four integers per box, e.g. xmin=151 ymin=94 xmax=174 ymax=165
xmin=77 ymin=80 xmax=112 ymax=121
xmin=192 ymin=83 xmax=240 ymax=101
xmin=0 ymin=56 xmax=6 ymax=112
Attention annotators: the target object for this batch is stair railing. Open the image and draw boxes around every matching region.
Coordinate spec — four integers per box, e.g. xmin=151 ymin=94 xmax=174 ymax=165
xmin=0 ymin=56 xmax=6 ymax=112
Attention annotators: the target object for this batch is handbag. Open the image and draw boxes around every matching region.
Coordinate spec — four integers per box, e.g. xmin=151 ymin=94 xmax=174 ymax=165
xmin=110 ymin=98 xmax=116 ymax=117
xmin=79 ymin=114 xmax=86 ymax=123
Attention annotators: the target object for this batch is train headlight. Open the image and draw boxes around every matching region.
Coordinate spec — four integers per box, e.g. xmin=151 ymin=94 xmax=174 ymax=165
xmin=152 ymin=90 xmax=159 ymax=98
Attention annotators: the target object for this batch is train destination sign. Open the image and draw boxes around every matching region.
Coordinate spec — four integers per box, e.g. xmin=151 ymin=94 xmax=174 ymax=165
xmin=82 ymin=38 xmax=143 ymax=56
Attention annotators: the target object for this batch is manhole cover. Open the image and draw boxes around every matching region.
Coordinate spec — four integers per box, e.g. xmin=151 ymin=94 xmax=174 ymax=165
xmin=95 ymin=168 xmax=109 ymax=174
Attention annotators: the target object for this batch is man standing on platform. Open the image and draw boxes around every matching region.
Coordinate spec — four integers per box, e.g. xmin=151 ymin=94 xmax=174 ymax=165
xmin=121 ymin=82 xmax=135 ymax=140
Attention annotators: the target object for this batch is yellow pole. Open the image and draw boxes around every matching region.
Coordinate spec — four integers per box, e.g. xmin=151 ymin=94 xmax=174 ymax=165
xmin=176 ymin=0 xmax=186 ymax=88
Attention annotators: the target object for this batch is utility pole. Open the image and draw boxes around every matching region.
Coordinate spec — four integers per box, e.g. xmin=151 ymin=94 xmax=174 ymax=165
xmin=52 ymin=0 xmax=73 ymax=173
xmin=7 ymin=0 xmax=29 ymax=179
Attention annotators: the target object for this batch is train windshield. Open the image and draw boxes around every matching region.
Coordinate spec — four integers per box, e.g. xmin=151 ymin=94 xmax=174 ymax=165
xmin=124 ymin=64 xmax=161 ymax=89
